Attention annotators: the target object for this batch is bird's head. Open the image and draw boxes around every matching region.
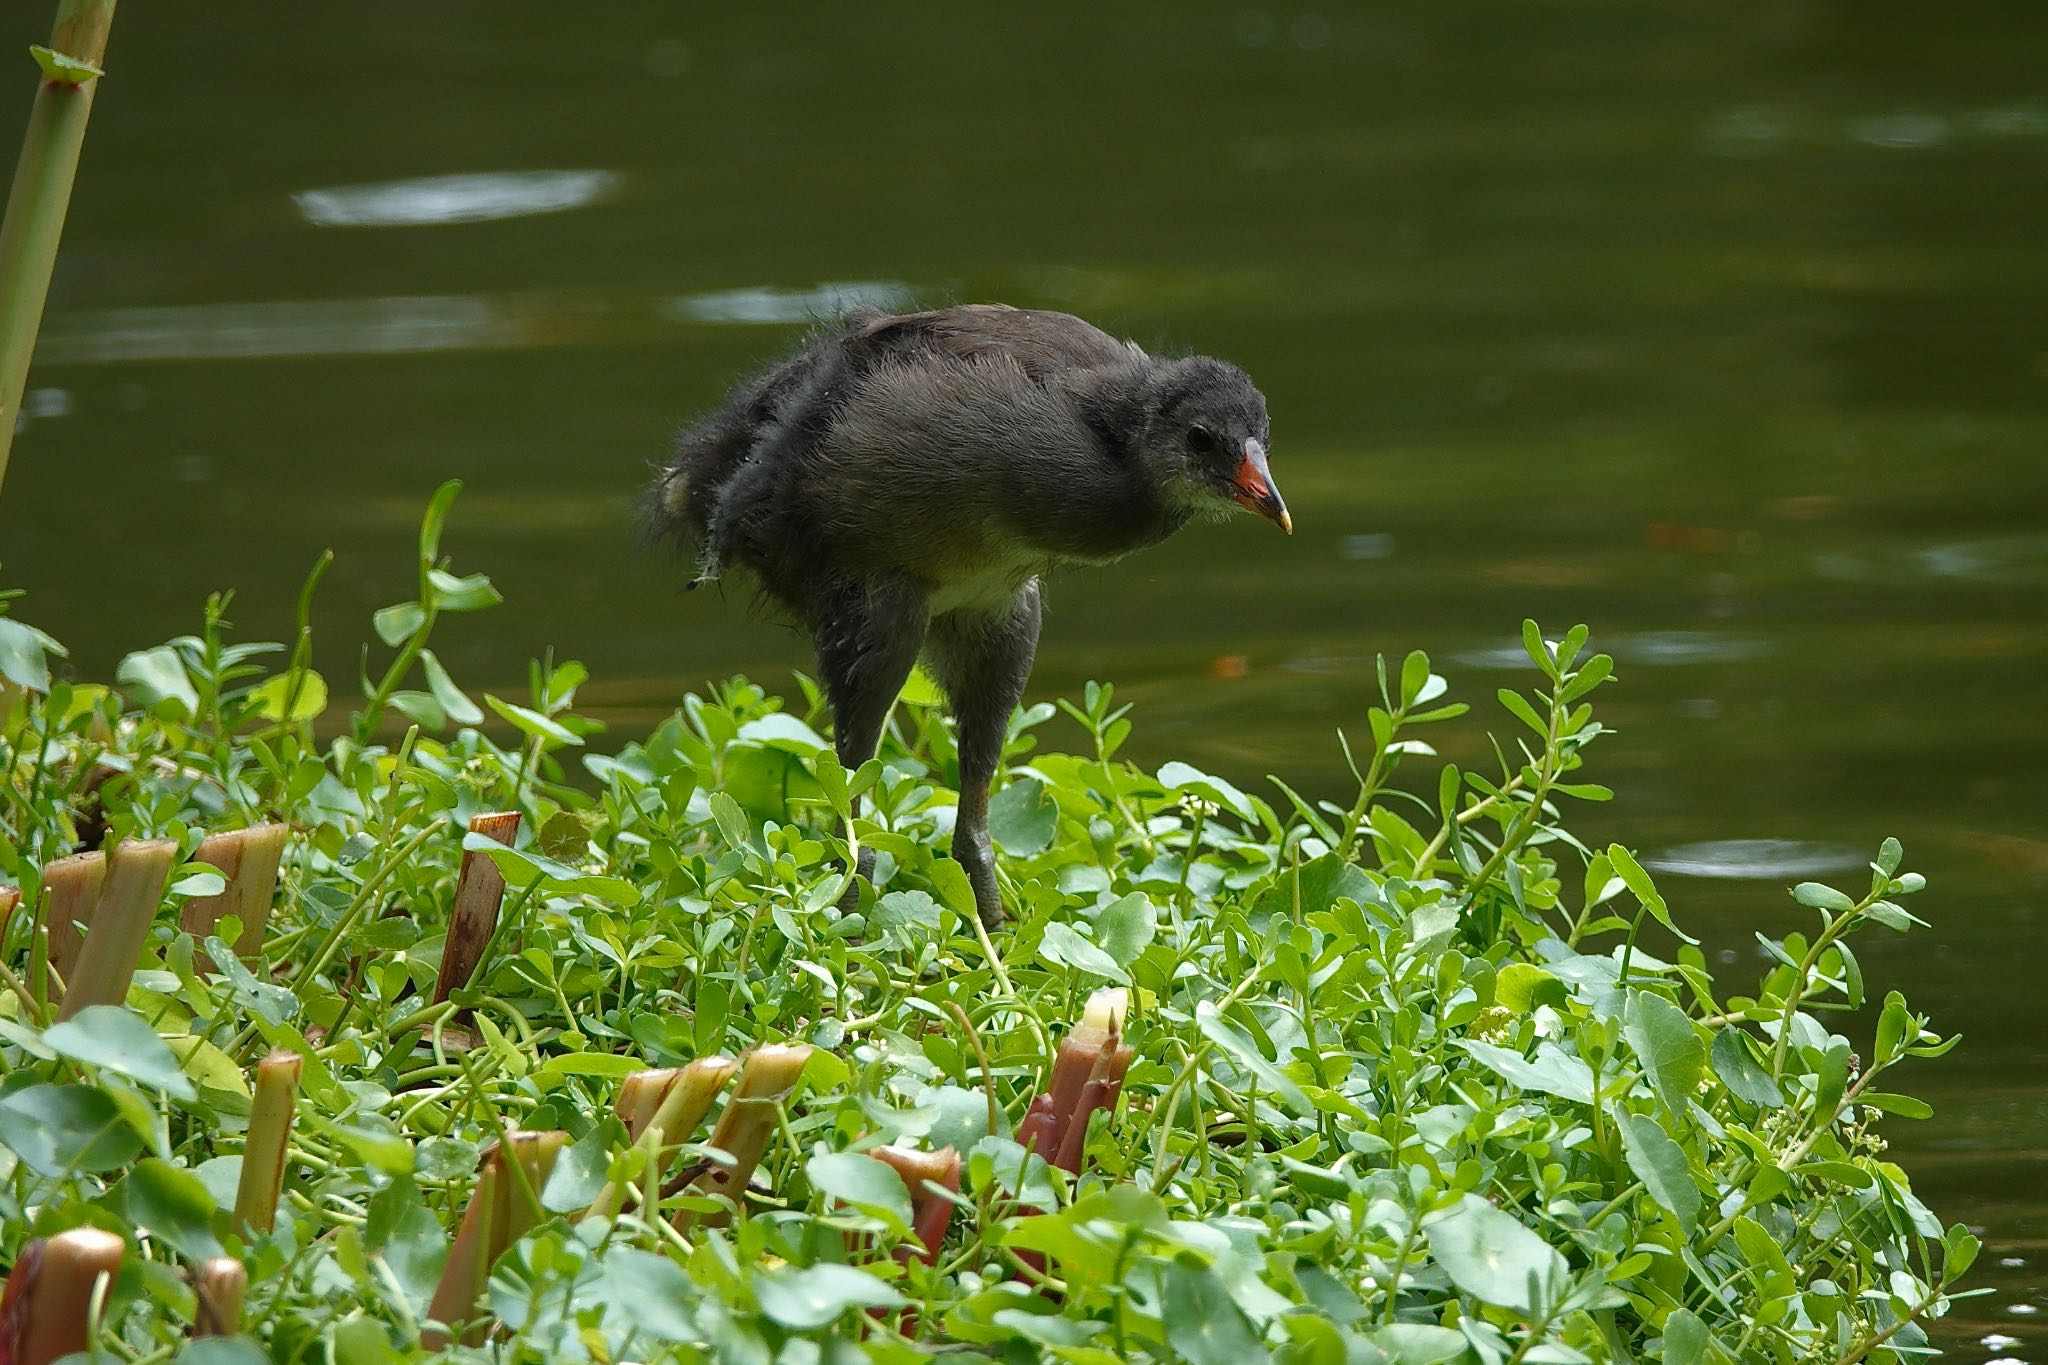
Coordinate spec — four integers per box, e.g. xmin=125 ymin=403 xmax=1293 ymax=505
xmin=1136 ymin=357 xmax=1289 ymax=534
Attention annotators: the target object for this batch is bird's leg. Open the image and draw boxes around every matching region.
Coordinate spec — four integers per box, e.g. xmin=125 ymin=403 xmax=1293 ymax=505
xmin=926 ymin=580 xmax=1042 ymax=930
xmin=812 ymin=577 xmax=927 ymax=899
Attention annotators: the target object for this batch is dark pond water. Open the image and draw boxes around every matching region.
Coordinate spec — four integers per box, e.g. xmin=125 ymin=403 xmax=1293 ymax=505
xmin=4 ymin=3 xmax=2044 ymax=1352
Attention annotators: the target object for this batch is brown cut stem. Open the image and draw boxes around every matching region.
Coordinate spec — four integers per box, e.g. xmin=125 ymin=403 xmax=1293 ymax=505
xmin=0 ymin=1226 xmax=125 ymax=1365
xmin=232 ymin=1050 xmax=301 ymax=1237
xmin=55 ymin=837 xmax=174 ymax=1019
xmin=183 ymin=823 xmax=289 ymax=961
xmin=190 ymin=1258 xmax=245 ymax=1337
xmin=585 ymin=1056 xmax=738 ymax=1223
xmin=869 ymin=1145 xmax=962 ymax=1263
xmin=37 ymin=849 xmax=104 ymax=995
xmin=678 ymin=1044 xmax=812 ymax=1230
xmin=423 ymin=1130 xmax=565 ymax=1349
xmin=433 ymin=812 xmax=519 ymax=1006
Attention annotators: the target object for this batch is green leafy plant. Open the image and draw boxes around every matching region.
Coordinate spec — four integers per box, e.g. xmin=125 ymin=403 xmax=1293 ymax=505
xmin=0 ymin=489 xmax=1975 ymax=1362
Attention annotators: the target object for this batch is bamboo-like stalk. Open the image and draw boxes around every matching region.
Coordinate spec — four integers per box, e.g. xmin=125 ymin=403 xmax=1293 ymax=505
xmin=232 ymin=1050 xmax=300 ymax=1238
xmin=432 ymin=812 xmax=519 ymax=1006
xmin=37 ymin=849 xmax=104 ymax=991
xmin=54 ymin=837 xmax=173 ymax=1020
xmin=869 ymin=1144 xmax=962 ymax=1263
xmin=0 ymin=0 xmax=119 ymax=498
xmin=423 ymin=1130 xmax=565 ymax=1350
xmin=0 ymin=1226 xmax=125 ymax=1365
xmin=584 ymin=1056 xmax=737 ymax=1222
xmin=189 ymin=1258 xmax=245 ymax=1338
xmin=182 ymin=823 xmax=288 ymax=960
xmin=678 ymin=1043 xmax=812 ymax=1230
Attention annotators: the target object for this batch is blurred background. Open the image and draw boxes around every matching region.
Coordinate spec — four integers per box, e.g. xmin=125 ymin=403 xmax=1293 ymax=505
xmin=2 ymin=4 xmax=2043 ymax=1352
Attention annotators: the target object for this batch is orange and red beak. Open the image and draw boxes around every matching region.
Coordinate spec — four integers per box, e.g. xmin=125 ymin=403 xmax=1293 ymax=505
xmin=1230 ymin=438 xmax=1292 ymax=534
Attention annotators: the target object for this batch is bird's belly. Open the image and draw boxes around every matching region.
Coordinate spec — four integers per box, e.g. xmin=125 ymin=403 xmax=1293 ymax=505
xmin=926 ymin=555 xmax=1041 ymax=615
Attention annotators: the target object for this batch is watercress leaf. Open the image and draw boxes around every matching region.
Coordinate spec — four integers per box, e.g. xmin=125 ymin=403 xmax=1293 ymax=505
xmin=1624 ymin=991 xmax=1706 ymax=1115
xmin=123 ymin=1156 xmax=224 ymax=1259
xmin=419 ymin=649 xmax=483 ymax=725
xmin=807 ymin=1151 xmax=914 ymax=1235
xmin=989 ymin=776 xmax=1057 ymax=856
xmin=1618 ymin=1109 xmax=1700 ymax=1233
xmin=1606 ymin=844 xmax=1698 ymax=944
xmin=1425 ymin=1193 xmax=1567 ymax=1315
xmin=1094 ymin=892 xmax=1157 ymax=967
xmin=1158 ymin=759 xmax=1256 ymax=822
xmin=1791 ymin=881 xmax=1855 ymax=913
xmin=0 ymin=1083 xmax=144 ymax=1176
xmin=1196 ymin=1001 xmax=1311 ymax=1116
xmin=43 ymin=1005 xmax=199 ymax=1101
xmin=0 ymin=615 xmax=63 ymax=691
xmin=1710 ymin=1027 xmax=1784 ymax=1109
xmin=117 ymin=644 xmax=198 ymax=719
xmin=248 ymin=669 xmax=328 ymax=721
xmin=1038 ymin=921 xmax=1126 ymax=983
xmin=753 ymin=1262 xmax=901 ymax=1330
xmin=372 ymin=601 xmax=426 ymax=647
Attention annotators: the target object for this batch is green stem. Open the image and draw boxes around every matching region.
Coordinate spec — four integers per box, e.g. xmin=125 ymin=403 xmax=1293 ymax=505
xmin=0 ymin=0 xmax=118 ymax=500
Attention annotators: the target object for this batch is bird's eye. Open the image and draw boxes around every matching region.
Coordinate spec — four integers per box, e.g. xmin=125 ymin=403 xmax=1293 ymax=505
xmin=1185 ymin=425 xmax=1219 ymax=456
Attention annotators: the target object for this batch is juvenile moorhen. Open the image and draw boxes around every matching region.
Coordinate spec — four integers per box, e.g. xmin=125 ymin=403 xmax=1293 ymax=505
xmin=647 ymin=303 xmax=1288 ymax=928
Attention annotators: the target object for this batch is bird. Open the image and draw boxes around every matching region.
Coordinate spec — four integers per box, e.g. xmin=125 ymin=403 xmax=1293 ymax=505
xmin=645 ymin=303 xmax=1288 ymax=929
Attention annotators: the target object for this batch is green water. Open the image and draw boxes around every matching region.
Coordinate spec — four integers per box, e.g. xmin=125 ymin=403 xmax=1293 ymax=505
xmin=5 ymin=3 xmax=2045 ymax=1349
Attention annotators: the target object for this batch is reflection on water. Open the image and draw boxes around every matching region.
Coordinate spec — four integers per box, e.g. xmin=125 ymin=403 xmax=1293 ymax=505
xmin=293 ymin=170 xmax=622 ymax=228
xmin=1645 ymin=839 xmax=1866 ymax=881
xmin=662 ymin=280 xmax=918 ymax=325
xmin=2 ymin=2 xmax=2045 ymax=1350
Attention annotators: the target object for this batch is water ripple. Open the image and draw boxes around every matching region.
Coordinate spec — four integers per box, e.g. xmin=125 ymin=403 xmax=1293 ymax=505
xmin=293 ymin=170 xmax=621 ymax=227
xmin=1646 ymin=839 xmax=1866 ymax=880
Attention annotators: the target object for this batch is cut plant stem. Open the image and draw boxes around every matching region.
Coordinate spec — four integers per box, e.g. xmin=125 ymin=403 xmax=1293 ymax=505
xmin=55 ymin=837 xmax=174 ymax=1020
xmin=232 ymin=1050 xmax=301 ymax=1237
xmin=37 ymin=849 xmax=104 ymax=992
xmin=0 ymin=1226 xmax=125 ymax=1365
xmin=432 ymin=811 xmax=519 ymax=1006
xmin=1024 ymin=987 xmax=1134 ymax=1171
xmin=423 ymin=1129 xmax=566 ymax=1350
xmin=0 ymin=0 xmax=119 ymax=498
xmin=678 ymin=1043 xmax=812 ymax=1230
xmin=189 ymin=1258 xmax=245 ymax=1337
xmin=869 ymin=1144 xmax=962 ymax=1263
xmin=584 ymin=1056 xmax=737 ymax=1222
xmin=182 ymin=822 xmax=288 ymax=960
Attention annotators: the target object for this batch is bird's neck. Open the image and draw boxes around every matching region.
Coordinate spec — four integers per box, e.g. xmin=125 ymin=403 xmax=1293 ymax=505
xmin=1029 ymin=362 xmax=1195 ymax=559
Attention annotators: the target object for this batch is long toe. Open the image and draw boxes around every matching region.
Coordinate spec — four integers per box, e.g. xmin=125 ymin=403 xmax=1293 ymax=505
xmin=954 ymin=836 xmax=1007 ymax=931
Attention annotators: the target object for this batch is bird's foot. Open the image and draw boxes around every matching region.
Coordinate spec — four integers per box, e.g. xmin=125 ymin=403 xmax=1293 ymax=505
xmin=953 ymin=833 xmax=1007 ymax=931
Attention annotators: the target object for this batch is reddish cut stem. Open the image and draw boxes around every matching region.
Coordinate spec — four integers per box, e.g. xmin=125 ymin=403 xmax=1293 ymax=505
xmin=869 ymin=1145 xmax=962 ymax=1263
xmin=0 ymin=1226 xmax=124 ymax=1365
xmin=433 ymin=812 xmax=519 ymax=1006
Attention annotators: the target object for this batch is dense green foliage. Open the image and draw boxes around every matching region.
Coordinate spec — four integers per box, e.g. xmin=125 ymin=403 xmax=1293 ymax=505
xmin=0 ymin=488 xmax=1975 ymax=1363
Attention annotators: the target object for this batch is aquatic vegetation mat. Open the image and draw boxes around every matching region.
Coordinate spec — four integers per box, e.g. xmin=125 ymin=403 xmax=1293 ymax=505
xmin=0 ymin=487 xmax=1975 ymax=1362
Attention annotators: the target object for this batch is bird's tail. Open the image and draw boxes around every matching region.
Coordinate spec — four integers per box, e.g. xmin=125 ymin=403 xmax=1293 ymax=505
xmin=642 ymin=405 xmax=756 ymax=587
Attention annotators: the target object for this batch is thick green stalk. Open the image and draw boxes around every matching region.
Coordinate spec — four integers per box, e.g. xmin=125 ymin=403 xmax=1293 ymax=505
xmin=0 ymin=0 xmax=118 ymax=498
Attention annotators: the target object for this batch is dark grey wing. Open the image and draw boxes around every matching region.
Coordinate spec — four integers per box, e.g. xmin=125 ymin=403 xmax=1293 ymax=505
xmin=843 ymin=304 xmax=1135 ymax=383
